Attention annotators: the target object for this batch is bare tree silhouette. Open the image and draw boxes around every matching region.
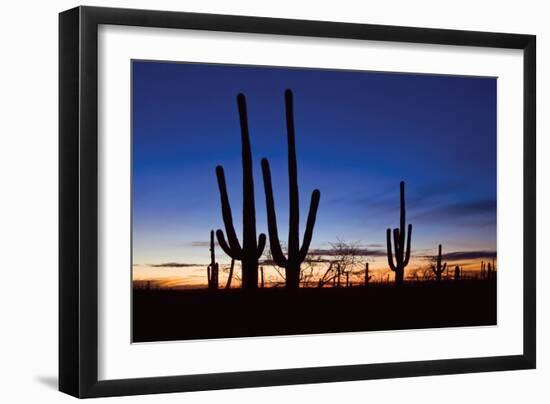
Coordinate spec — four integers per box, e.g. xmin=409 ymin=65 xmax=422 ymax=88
xmin=261 ymin=89 xmax=321 ymax=289
xmin=215 ymin=93 xmax=266 ymax=289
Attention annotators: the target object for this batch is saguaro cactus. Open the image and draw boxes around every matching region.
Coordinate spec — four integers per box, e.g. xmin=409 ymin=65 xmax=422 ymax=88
xmin=386 ymin=181 xmax=413 ymax=286
xmin=487 ymin=262 xmax=493 ymax=280
xmin=207 ymin=230 xmax=219 ymax=289
xmin=432 ymin=244 xmax=447 ymax=282
xmin=215 ymin=94 xmax=266 ymax=289
xmin=454 ymin=265 xmax=460 ymax=281
xmin=364 ymin=262 xmax=372 ymax=286
xmin=261 ymin=89 xmax=321 ymax=289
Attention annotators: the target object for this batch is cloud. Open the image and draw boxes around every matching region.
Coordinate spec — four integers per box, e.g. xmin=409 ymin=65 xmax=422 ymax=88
xmin=189 ymin=240 xmax=219 ymax=247
xmin=334 ymin=179 xmax=468 ymax=212
xmin=365 ymin=243 xmax=384 ymax=248
xmin=419 ymin=250 xmax=496 ymax=261
xmin=411 ymin=198 xmax=496 ymax=223
xmin=442 ymin=251 xmax=497 ymax=260
xmin=150 ymin=262 xmax=198 ymax=268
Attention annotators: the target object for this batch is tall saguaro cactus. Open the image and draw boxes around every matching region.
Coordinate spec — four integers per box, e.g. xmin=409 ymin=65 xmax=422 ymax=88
xmin=386 ymin=181 xmax=413 ymax=286
xmin=207 ymin=230 xmax=219 ymax=289
xmin=432 ymin=244 xmax=447 ymax=282
xmin=215 ymin=94 xmax=266 ymax=289
xmin=261 ymin=89 xmax=321 ymax=289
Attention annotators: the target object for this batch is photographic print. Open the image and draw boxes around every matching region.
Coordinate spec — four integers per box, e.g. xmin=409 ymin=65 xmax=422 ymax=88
xmin=131 ymin=61 xmax=497 ymax=343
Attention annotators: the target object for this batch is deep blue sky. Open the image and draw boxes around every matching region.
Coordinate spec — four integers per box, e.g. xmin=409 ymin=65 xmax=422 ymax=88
xmin=132 ymin=60 xmax=496 ymax=265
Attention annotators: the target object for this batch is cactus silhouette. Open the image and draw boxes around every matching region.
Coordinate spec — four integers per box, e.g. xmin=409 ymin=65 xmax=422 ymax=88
xmin=487 ymin=262 xmax=493 ymax=280
xmin=215 ymin=93 xmax=266 ymax=289
xmin=206 ymin=230 xmax=219 ymax=289
xmin=225 ymin=259 xmax=235 ymax=289
xmin=260 ymin=266 xmax=265 ymax=288
xmin=386 ymin=181 xmax=413 ymax=286
xmin=261 ymin=89 xmax=321 ymax=289
xmin=364 ymin=262 xmax=372 ymax=286
xmin=454 ymin=265 xmax=460 ymax=281
xmin=431 ymin=244 xmax=447 ymax=282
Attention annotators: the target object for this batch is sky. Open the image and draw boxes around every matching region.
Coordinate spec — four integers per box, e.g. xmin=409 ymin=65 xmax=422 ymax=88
xmin=131 ymin=60 xmax=497 ymax=287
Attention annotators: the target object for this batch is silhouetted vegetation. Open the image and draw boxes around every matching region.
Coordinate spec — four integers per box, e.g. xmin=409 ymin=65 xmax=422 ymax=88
xmin=206 ymin=230 xmax=219 ymax=290
xmin=261 ymin=90 xmax=321 ymax=289
xmin=215 ymin=94 xmax=266 ymax=289
xmin=133 ymin=89 xmax=498 ymax=342
xmin=225 ymin=259 xmax=235 ymax=289
xmin=365 ymin=262 xmax=372 ymax=286
xmin=432 ymin=244 xmax=447 ymax=282
xmin=133 ymin=278 xmax=496 ymax=342
xmin=386 ymin=181 xmax=413 ymax=286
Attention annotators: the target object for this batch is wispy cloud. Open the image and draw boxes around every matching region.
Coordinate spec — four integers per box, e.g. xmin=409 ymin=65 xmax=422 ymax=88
xmin=189 ymin=240 xmax=218 ymax=247
xmin=419 ymin=250 xmax=496 ymax=261
xmin=410 ymin=198 xmax=496 ymax=226
xmin=150 ymin=262 xmax=198 ymax=268
xmin=332 ymin=179 xmax=468 ymax=212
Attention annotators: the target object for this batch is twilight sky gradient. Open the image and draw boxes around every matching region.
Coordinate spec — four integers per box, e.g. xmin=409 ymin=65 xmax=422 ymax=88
xmin=132 ymin=60 xmax=496 ymax=273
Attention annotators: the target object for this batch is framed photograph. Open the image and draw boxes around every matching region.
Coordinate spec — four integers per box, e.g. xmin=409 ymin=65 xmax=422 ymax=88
xmin=59 ymin=6 xmax=536 ymax=398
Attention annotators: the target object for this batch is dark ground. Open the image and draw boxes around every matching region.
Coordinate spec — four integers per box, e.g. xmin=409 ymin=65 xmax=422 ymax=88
xmin=132 ymin=279 xmax=496 ymax=342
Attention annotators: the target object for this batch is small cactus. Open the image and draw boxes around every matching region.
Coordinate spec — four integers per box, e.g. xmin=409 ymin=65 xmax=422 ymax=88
xmin=386 ymin=181 xmax=413 ymax=286
xmin=260 ymin=266 xmax=265 ymax=288
xmin=431 ymin=244 xmax=447 ymax=282
xmin=206 ymin=230 xmax=219 ymax=289
xmin=364 ymin=262 xmax=372 ymax=286
xmin=454 ymin=265 xmax=460 ymax=281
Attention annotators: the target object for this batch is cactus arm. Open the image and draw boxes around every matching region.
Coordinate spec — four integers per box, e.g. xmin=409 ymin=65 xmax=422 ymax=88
xmin=256 ymin=233 xmax=267 ymax=259
xmin=216 ymin=229 xmax=242 ymax=260
xmin=225 ymin=259 xmax=235 ymax=289
xmin=215 ymin=166 xmax=242 ymax=252
xmin=403 ymin=224 xmax=413 ymax=266
xmin=386 ymin=228 xmax=397 ymax=272
xmin=298 ymin=189 xmax=321 ymax=262
xmin=261 ymin=158 xmax=287 ymax=267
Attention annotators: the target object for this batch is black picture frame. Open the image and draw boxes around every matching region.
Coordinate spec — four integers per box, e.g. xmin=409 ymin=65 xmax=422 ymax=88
xmin=59 ymin=5 xmax=536 ymax=398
